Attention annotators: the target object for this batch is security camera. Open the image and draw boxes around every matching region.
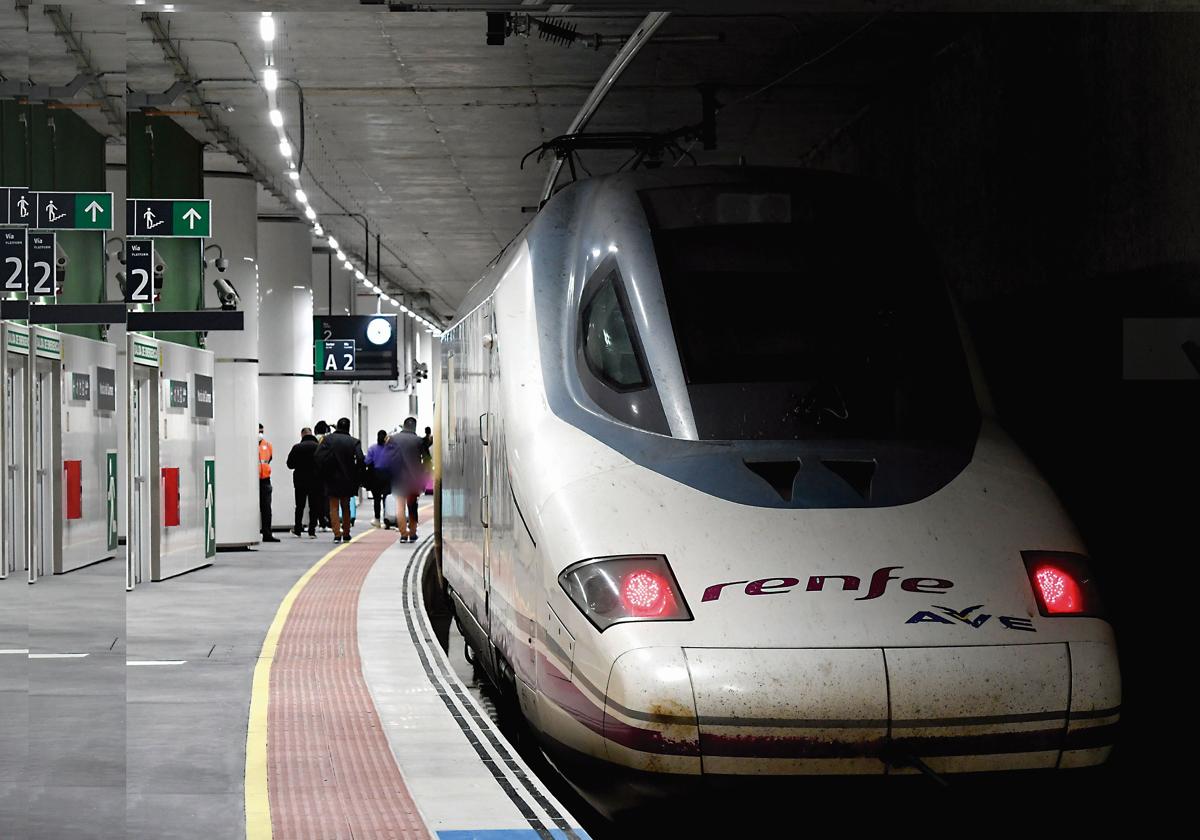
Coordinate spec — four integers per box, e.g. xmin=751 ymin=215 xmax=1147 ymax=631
xmin=105 ymin=237 xmax=125 ymax=265
xmin=212 ymin=276 xmax=241 ymax=310
xmin=203 ymin=243 xmax=229 ymax=273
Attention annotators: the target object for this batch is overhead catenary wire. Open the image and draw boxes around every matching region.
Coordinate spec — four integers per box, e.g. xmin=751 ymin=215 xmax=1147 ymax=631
xmin=673 ymin=13 xmax=886 ymax=166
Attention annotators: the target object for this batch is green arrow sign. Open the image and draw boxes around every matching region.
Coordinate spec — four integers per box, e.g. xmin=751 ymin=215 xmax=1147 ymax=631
xmin=75 ymin=193 xmax=114 ymax=229
xmin=33 ymin=191 xmax=114 ymax=230
xmin=126 ymin=199 xmax=212 ymax=238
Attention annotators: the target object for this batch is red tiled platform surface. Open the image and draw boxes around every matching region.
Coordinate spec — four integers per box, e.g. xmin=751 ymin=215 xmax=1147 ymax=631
xmin=267 ymin=530 xmax=430 ymax=840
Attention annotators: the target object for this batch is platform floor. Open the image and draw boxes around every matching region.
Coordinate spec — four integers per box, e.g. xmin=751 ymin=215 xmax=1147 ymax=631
xmin=2 ymin=508 xmax=588 ymax=839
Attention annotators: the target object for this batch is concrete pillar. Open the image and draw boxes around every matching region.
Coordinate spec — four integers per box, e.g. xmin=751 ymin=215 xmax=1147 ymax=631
xmin=203 ymin=173 xmax=260 ymax=547
xmin=257 ymin=218 xmax=314 ymax=533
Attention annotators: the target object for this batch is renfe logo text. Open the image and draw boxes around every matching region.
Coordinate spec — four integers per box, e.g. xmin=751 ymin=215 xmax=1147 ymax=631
xmin=701 ymin=566 xmax=953 ymax=603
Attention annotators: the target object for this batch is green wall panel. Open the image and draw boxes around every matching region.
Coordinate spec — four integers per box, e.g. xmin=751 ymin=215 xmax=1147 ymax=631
xmin=28 ymin=106 xmax=107 ymax=339
xmin=0 ymin=100 xmax=30 ymax=187
xmin=127 ymin=111 xmax=203 ymax=347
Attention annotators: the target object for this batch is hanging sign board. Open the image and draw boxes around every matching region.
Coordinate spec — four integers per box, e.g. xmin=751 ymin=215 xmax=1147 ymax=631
xmin=33 ymin=191 xmax=114 ymax=230
xmin=125 ymin=198 xmax=211 ymax=238
xmin=27 ymin=232 xmax=54 ymax=297
xmin=1 ymin=187 xmax=32 ymax=225
xmin=125 ymin=239 xmax=154 ymax=304
xmin=312 ymin=315 xmax=398 ymax=381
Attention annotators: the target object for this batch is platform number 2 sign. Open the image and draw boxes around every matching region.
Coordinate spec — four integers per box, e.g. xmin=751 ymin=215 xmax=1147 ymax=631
xmin=125 ymin=239 xmax=154 ymax=304
xmin=1 ymin=230 xmax=25 ymax=292
xmin=321 ymin=340 xmax=356 ymax=373
xmin=27 ymin=233 xmax=54 ymax=297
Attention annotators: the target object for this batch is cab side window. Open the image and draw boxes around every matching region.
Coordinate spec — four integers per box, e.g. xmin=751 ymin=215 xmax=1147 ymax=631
xmin=581 ymin=271 xmax=647 ymax=392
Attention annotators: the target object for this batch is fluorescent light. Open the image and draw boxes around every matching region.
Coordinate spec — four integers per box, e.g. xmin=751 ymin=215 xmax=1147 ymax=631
xmin=287 ymin=170 xmax=300 ymax=181
xmin=390 ymin=300 xmax=399 ymax=308
xmin=260 ymin=15 xmax=276 ymax=43
xmin=408 ymin=311 xmax=416 ymax=318
xmin=327 ymin=237 xmax=338 ymax=250
xmin=304 ymin=206 xmax=316 ymax=220
xmin=335 ymin=250 xmax=346 ymax=261
xmin=269 ymin=109 xmax=283 ymax=127
xmin=313 ymin=224 xmax=323 ymax=236
xmin=343 ymin=260 xmax=352 ymax=270
xmin=262 ymin=68 xmax=278 ymax=92
xmin=354 ymin=270 xmax=364 ymax=280
xmin=295 ymin=189 xmax=307 ymax=203
xmin=279 ymin=139 xmax=291 ymax=157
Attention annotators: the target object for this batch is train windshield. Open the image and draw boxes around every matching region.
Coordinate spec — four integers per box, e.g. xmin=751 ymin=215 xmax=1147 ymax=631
xmin=640 ymin=177 xmax=980 ymax=442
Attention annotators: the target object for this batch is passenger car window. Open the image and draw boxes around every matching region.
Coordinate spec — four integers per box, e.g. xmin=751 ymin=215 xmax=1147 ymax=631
xmin=581 ymin=272 xmax=646 ymax=391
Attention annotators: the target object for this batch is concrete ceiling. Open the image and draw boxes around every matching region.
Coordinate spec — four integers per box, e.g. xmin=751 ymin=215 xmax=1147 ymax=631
xmin=5 ymin=2 xmax=1188 ymax=319
xmin=128 ymin=8 xmax=978 ymax=317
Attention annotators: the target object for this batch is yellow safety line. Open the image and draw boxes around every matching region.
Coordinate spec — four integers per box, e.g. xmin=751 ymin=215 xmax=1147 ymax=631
xmin=244 ymin=529 xmax=375 ymax=840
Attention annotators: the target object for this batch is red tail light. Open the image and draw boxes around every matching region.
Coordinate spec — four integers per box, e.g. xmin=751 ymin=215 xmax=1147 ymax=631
xmin=1022 ymin=551 xmax=1103 ymax=617
xmin=621 ymin=570 xmax=671 ymax=616
xmin=559 ymin=556 xmax=692 ymax=632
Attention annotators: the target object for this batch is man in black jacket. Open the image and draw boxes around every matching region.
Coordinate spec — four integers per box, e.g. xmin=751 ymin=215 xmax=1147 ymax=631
xmin=286 ymin=428 xmax=321 ymax=538
xmin=313 ymin=417 xmax=364 ymax=544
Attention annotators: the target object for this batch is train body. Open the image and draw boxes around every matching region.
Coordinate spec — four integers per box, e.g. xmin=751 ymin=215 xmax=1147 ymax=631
xmin=435 ymin=166 xmax=1119 ymax=783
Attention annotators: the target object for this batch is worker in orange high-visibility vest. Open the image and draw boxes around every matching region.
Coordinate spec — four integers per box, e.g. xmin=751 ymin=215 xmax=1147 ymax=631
xmin=259 ymin=423 xmax=280 ymax=543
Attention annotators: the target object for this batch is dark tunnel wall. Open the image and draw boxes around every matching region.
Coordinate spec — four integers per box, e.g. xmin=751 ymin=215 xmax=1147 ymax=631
xmin=801 ymin=14 xmax=1200 ymax=783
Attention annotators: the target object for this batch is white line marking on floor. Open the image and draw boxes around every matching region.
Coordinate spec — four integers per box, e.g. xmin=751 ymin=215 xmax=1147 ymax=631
xmin=28 ymin=653 xmax=89 ymax=659
xmin=126 ymin=660 xmax=187 ymax=666
xmin=0 ymin=649 xmax=30 ymax=655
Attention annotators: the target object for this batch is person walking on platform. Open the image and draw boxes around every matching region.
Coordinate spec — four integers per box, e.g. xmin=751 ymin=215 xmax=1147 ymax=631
xmin=365 ymin=429 xmax=393 ymax=529
xmin=258 ymin=423 xmax=280 ymax=543
xmin=286 ymin=427 xmax=321 ymax=538
xmin=389 ymin=416 xmax=424 ymax=543
xmin=312 ymin=420 xmax=331 ymax=531
xmin=313 ymin=417 xmax=364 ymax=544
xmin=419 ymin=426 xmax=434 ymax=493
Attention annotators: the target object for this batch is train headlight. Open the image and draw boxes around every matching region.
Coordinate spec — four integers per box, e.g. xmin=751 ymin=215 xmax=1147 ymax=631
xmin=559 ymin=556 xmax=692 ymax=633
xmin=1021 ymin=551 xmax=1104 ymax=617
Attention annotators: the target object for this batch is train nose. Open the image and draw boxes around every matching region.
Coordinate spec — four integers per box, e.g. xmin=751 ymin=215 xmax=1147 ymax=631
xmin=602 ymin=643 xmax=1119 ymax=775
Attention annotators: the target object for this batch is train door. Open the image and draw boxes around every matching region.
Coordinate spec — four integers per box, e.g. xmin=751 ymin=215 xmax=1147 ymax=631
xmin=480 ymin=299 xmax=498 ymax=633
xmin=28 ymin=352 xmax=61 ymax=581
xmin=2 ymin=349 xmax=26 ymax=580
xmin=127 ymin=364 xmax=156 ymax=590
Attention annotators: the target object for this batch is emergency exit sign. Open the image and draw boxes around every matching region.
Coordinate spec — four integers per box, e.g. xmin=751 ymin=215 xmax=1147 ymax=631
xmin=125 ymin=199 xmax=211 ymax=238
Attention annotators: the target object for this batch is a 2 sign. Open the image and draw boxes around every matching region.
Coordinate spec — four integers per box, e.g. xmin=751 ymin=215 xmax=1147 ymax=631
xmin=1 ymin=229 xmax=56 ymax=297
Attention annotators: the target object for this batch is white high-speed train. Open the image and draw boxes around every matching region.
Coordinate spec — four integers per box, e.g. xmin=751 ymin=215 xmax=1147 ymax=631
xmin=435 ymin=166 xmax=1119 ymax=787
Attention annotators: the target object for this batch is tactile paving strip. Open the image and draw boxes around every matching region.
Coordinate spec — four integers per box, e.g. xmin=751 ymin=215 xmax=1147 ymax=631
xmin=268 ymin=530 xmax=430 ymax=840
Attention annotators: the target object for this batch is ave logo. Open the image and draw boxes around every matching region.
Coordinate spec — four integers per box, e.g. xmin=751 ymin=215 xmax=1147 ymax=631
xmin=906 ymin=603 xmax=1036 ymax=632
